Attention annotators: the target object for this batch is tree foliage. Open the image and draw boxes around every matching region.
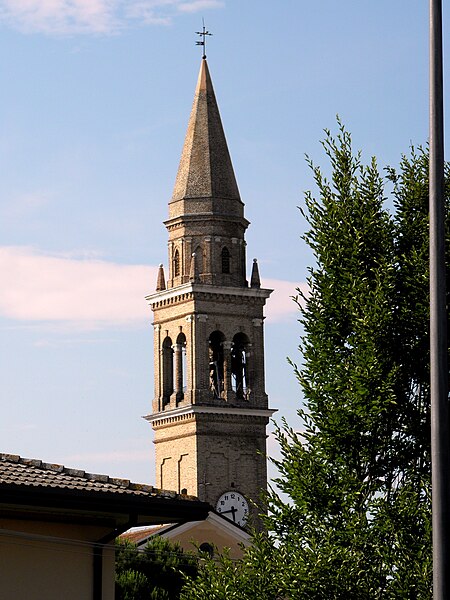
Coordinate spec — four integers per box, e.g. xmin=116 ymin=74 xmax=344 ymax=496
xmin=116 ymin=536 xmax=198 ymax=600
xmin=181 ymin=124 xmax=450 ymax=599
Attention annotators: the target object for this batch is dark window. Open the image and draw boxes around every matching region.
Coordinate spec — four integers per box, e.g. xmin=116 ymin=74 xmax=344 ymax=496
xmin=162 ymin=337 xmax=173 ymax=405
xmin=173 ymin=249 xmax=180 ymax=277
xmin=199 ymin=543 xmax=214 ymax=557
xmin=175 ymin=332 xmax=187 ymax=401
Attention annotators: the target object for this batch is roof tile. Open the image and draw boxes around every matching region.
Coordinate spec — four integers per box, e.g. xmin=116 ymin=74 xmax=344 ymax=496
xmin=0 ymin=453 xmax=198 ymax=501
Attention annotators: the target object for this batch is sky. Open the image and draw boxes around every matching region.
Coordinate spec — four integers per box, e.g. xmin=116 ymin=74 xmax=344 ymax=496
xmin=0 ymin=0 xmax=448 ymax=485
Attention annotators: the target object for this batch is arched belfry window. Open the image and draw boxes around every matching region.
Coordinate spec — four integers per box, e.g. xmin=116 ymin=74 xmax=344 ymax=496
xmin=173 ymin=249 xmax=180 ymax=278
xmin=231 ymin=333 xmax=249 ymax=399
xmin=209 ymin=331 xmax=225 ymax=398
xmin=162 ymin=337 xmax=174 ymax=405
xmin=221 ymin=247 xmax=230 ymax=274
xmin=174 ymin=332 xmax=187 ymax=401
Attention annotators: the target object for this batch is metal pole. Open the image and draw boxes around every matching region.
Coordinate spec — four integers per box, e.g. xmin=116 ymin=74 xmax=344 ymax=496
xmin=429 ymin=1 xmax=450 ymax=598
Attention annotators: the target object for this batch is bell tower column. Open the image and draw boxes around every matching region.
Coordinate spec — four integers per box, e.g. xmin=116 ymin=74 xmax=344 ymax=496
xmin=221 ymin=341 xmax=234 ymax=402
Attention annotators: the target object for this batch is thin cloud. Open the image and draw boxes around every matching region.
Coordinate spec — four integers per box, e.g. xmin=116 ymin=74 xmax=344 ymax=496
xmin=0 ymin=246 xmax=304 ymax=328
xmin=177 ymin=0 xmax=224 ymax=13
xmin=5 ymin=423 xmax=38 ymax=433
xmin=0 ymin=0 xmax=224 ymax=35
xmin=0 ymin=246 xmax=157 ymax=327
xmin=0 ymin=0 xmax=118 ymax=34
xmin=263 ymin=278 xmax=307 ymax=323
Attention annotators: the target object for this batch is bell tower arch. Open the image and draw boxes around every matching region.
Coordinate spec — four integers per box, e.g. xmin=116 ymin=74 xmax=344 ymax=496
xmin=145 ymin=58 xmax=274 ymax=528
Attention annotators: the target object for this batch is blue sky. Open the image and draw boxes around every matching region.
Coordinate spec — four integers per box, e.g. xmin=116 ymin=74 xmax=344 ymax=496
xmin=0 ymin=0 xmax=448 ymax=484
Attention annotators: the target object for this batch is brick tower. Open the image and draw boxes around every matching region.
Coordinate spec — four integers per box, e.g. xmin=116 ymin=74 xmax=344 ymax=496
xmin=145 ymin=58 xmax=274 ymax=528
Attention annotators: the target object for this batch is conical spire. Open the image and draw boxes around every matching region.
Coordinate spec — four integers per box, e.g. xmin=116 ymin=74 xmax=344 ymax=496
xmin=171 ymin=59 xmax=240 ymax=202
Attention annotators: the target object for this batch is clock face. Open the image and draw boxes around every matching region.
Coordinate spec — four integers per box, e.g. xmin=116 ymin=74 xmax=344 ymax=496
xmin=216 ymin=491 xmax=249 ymax=527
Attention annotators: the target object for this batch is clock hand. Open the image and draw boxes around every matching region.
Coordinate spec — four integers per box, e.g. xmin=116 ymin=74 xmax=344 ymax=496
xmin=219 ymin=506 xmax=237 ymax=521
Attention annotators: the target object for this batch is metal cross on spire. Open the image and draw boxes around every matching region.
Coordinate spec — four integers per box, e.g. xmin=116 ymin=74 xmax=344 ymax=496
xmin=196 ymin=20 xmax=212 ymax=59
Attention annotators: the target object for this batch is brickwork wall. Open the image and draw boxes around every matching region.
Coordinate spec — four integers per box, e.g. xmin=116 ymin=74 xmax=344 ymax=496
xmin=196 ymin=414 xmax=268 ymax=511
xmin=153 ymin=410 xmax=268 ymax=519
xmin=153 ymin=414 xmax=198 ymax=494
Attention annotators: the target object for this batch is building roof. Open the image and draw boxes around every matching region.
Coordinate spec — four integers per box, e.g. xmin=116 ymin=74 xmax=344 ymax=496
xmin=120 ymin=511 xmax=251 ymax=549
xmin=0 ymin=453 xmax=210 ymax=527
xmin=171 ymin=58 xmax=240 ymax=203
xmin=120 ymin=524 xmax=168 ymax=544
xmin=1 ymin=453 xmax=167 ymax=498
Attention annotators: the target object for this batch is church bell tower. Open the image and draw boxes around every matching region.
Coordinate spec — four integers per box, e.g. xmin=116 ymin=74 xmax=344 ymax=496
xmin=145 ymin=58 xmax=274 ymax=527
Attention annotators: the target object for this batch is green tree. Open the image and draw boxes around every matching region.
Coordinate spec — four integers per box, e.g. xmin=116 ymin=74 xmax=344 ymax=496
xmin=182 ymin=125 xmax=448 ymax=599
xmin=116 ymin=536 xmax=198 ymax=600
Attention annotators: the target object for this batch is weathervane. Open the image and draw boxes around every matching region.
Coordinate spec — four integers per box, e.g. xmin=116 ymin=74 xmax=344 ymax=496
xmin=196 ymin=19 xmax=212 ymax=59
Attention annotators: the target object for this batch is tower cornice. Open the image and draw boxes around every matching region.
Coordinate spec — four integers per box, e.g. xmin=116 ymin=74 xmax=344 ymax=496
xmin=164 ymin=212 xmax=250 ymax=232
xmin=146 ymin=282 xmax=272 ymax=310
xmin=144 ymin=404 xmax=277 ymax=427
